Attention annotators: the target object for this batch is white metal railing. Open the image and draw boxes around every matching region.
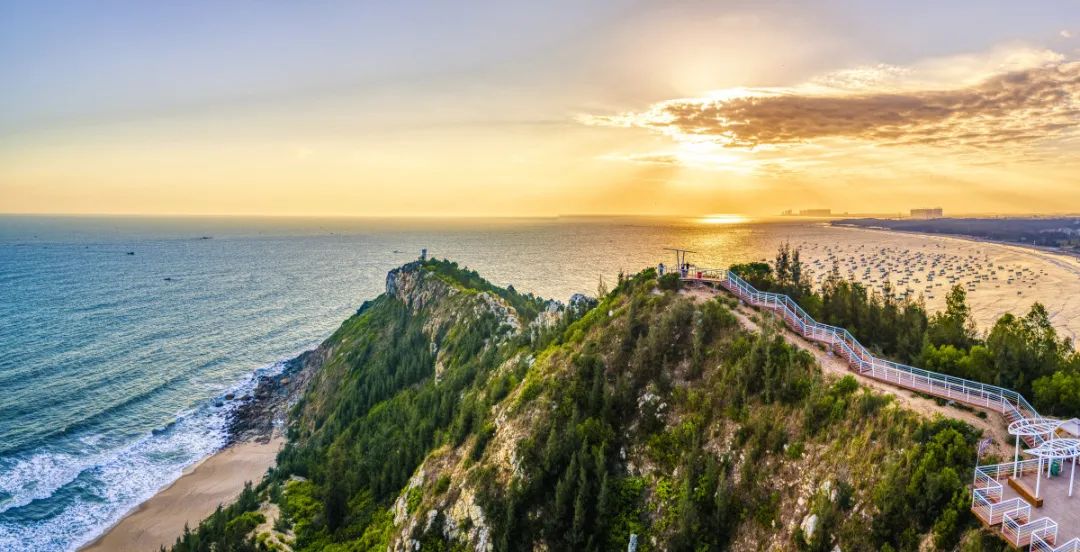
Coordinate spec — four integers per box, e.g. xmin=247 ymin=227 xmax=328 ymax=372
xmin=1003 ymin=510 xmax=1057 ymax=549
xmin=1032 ymin=535 xmax=1080 ymax=552
xmin=973 ymin=495 xmax=1029 ymax=526
xmin=698 ymin=270 xmax=1044 ymax=444
xmin=977 ymin=458 xmax=1045 ymax=481
xmin=1003 ymin=501 xmax=1032 ymax=524
xmin=1002 ymin=504 xmax=1033 ymax=543
xmin=972 ymin=470 xmax=1003 ymax=509
xmin=974 ymin=465 xmax=1003 ymax=489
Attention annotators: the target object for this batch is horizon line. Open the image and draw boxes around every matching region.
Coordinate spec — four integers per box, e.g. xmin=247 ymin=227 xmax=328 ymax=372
xmin=4 ymin=211 xmax=1080 ymax=220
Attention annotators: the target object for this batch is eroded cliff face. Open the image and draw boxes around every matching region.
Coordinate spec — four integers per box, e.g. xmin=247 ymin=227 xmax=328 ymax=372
xmin=386 ymin=261 xmax=453 ymax=315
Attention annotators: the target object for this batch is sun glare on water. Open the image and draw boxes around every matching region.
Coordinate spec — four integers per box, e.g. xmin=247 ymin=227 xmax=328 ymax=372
xmin=699 ymin=214 xmax=749 ymax=225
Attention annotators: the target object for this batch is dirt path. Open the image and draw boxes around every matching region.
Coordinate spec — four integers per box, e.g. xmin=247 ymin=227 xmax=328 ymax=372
xmin=682 ymin=284 xmax=1013 ymax=458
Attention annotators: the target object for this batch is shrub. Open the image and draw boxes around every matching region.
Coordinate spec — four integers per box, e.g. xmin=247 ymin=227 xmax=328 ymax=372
xmin=658 ymin=273 xmax=681 ymax=292
xmin=434 ymin=475 xmax=451 ymax=494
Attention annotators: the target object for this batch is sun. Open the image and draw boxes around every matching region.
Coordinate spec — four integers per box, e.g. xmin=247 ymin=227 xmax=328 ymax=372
xmin=699 ymin=213 xmax=749 ymax=225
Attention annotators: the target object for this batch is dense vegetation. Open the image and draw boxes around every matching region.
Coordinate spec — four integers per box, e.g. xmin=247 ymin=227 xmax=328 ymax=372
xmin=167 ymin=483 xmax=264 ymax=552
xmin=468 ymin=268 xmax=986 ymax=551
xmin=168 ymin=259 xmax=583 ymax=552
xmin=732 ymin=244 xmax=1080 ymax=417
xmin=169 ymin=256 xmax=1017 ymax=552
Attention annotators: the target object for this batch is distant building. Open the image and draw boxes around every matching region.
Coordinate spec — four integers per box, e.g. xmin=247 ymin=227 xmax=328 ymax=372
xmin=910 ymin=208 xmax=943 ymax=219
xmin=799 ymin=209 xmax=832 ymax=217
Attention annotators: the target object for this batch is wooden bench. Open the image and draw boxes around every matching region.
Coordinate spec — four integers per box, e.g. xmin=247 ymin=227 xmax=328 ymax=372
xmin=1008 ymin=477 xmax=1043 ymax=508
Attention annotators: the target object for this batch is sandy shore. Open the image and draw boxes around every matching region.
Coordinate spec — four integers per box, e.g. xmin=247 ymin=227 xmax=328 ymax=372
xmin=825 ymin=224 xmax=1080 ymax=341
xmin=80 ymin=436 xmax=283 ymax=552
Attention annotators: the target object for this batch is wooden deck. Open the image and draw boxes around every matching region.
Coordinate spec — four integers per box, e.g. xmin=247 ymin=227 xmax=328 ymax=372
xmin=1001 ymin=469 xmax=1080 ymax=544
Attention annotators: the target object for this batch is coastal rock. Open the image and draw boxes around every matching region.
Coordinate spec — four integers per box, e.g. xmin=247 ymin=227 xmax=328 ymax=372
xmin=393 ymin=473 xmax=424 ymax=526
xmin=226 ymin=350 xmax=318 ymax=444
xmin=568 ymin=293 xmax=596 ymax=313
xmin=801 ymin=513 xmax=818 ymax=540
xmin=385 ymin=261 xmax=526 ymax=350
xmin=386 ymin=261 xmax=444 ymax=310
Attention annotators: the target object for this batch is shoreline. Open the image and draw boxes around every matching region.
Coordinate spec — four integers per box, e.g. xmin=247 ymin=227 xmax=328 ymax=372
xmin=830 ymin=222 xmax=1080 ymax=283
xmin=79 ymin=436 xmax=283 ymax=552
xmin=77 ymin=349 xmax=317 ymax=552
xmin=820 ymin=221 xmax=1080 ymax=341
xmin=830 ymin=221 xmax=1080 ymax=262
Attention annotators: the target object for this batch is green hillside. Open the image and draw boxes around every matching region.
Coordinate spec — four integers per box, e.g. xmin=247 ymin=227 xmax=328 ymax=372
xmin=168 ymin=259 xmax=1013 ymax=552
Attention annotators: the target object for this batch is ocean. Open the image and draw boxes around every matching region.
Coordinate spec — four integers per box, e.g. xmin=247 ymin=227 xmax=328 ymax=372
xmin=2 ymin=215 xmax=1080 ymax=551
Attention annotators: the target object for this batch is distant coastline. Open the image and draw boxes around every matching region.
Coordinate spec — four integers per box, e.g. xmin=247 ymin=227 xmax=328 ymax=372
xmin=833 ymin=216 xmax=1080 ymax=259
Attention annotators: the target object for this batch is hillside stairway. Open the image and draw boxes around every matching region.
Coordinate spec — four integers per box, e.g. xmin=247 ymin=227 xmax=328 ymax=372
xmin=682 ymin=269 xmax=1078 ymax=552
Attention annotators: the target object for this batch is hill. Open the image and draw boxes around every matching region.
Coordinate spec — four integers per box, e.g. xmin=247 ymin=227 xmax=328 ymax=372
xmin=167 ymin=259 xmax=1012 ymax=552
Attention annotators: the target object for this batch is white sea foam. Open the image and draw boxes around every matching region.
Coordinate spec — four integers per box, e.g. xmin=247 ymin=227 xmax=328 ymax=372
xmin=0 ymin=451 xmax=82 ymax=513
xmin=0 ymin=360 xmax=286 ymax=552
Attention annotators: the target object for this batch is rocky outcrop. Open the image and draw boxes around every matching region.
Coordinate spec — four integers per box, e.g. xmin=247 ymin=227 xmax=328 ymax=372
xmin=800 ymin=513 xmax=818 ymax=540
xmin=227 ymin=347 xmax=323 ymax=444
xmin=387 ymin=262 xmax=523 ymax=338
xmin=386 ymin=261 xmax=448 ymax=312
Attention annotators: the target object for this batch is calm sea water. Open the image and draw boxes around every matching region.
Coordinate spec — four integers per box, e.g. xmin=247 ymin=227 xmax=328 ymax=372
xmin=2 ymin=215 xmax=1079 ymax=551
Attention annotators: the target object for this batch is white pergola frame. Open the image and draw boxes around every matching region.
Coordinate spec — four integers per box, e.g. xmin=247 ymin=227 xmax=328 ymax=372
xmin=1023 ymin=438 xmax=1080 ymax=499
xmin=1007 ymin=418 xmax=1063 ymax=478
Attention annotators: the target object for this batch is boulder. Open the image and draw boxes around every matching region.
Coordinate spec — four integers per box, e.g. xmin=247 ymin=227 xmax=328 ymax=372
xmin=801 ymin=513 xmax=818 ymax=540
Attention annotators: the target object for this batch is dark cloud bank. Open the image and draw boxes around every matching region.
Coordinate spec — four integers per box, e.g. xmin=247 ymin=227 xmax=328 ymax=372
xmin=603 ymin=62 xmax=1080 ymax=150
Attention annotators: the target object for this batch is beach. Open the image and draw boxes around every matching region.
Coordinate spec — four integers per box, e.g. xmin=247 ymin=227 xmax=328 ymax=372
xmin=79 ymin=436 xmax=282 ymax=552
xmin=75 ymin=344 xmax=308 ymax=552
xmin=804 ymin=224 xmax=1080 ymax=341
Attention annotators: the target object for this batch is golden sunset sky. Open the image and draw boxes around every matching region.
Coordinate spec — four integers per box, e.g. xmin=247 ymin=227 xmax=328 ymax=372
xmin=2 ymin=1 xmax=1079 ymax=217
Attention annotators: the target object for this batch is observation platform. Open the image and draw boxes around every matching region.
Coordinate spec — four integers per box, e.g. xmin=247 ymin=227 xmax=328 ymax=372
xmin=1001 ymin=469 xmax=1079 ymax=545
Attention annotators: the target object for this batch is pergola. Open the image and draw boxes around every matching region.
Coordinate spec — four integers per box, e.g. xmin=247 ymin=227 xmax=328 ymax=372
xmin=1007 ymin=418 xmax=1062 ymax=477
xmin=1023 ymin=438 xmax=1080 ymax=499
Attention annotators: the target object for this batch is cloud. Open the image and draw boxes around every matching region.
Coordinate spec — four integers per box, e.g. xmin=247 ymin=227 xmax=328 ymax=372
xmin=611 ymin=153 xmax=682 ymax=166
xmin=583 ymin=52 xmax=1079 ymax=154
xmin=1063 ymin=30 xmax=1073 ymax=39
xmin=809 ymin=64 xmax=911 ymax=91
xmin=599 ymin=148 xmax=758 ymax=174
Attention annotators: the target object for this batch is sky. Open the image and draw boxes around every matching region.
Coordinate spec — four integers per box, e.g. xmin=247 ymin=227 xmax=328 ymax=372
xmin=1 ymin=0 xmax=1079 ymax=217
